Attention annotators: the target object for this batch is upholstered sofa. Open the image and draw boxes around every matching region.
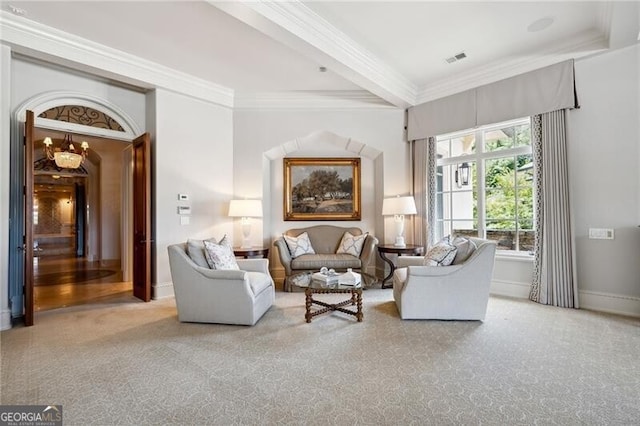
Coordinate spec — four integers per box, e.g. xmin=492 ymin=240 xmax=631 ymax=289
xmin=274 ymin=225 xmax=378 ymax=291
xmin=167 ymin=243 xmax=275 ymax=325
xmin=392 ymin=237 xmax=497 ymax=321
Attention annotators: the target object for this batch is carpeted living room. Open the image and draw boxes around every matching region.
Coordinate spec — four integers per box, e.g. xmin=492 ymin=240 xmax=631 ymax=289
xmin=1 ymin=1 xmax=639 ymax=425
xmin=2 ymin=290 xmax=639 ymax=424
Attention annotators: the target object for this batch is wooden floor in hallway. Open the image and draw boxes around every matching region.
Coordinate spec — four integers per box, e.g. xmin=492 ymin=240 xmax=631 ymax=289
xmin=34 ymin=255 xmax=134 ymax=312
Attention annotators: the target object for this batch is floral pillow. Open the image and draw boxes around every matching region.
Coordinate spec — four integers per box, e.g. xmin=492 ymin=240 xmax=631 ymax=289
xmin=283 ymin=232 xmax=315 ymax=258
xmin=424 ymin=238 xmax=458 ymax=266
xmin=336 ymin=231 xmax=367 ymax=257
xmin=203 ymin=235 xmax=239 ymax=270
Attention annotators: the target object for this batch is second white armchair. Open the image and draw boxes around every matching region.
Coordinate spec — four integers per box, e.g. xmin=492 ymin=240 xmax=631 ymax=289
xmin=392 ymin=237 xmax=497 ymax=321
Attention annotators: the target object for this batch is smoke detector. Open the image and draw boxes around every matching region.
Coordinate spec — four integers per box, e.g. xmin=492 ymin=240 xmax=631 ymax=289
xmin=445 ymin=52 xmax=467 ymax=64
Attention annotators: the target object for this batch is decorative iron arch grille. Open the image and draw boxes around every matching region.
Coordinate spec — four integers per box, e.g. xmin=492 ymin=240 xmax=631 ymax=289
xmin=38 ymin=105 xmax=125 ymax=131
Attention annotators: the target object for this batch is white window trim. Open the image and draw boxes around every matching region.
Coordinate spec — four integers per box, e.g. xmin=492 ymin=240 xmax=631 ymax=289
xmin=436 ymin=117 xmax=533 ymax=253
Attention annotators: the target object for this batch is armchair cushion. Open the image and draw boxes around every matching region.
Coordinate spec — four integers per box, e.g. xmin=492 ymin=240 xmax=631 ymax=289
xmin=246 ymin=271 xmax=273 ymax=296
xmin=186 ymin=237 xmax=218 ymax=268
xmin=451 ymin=235 xmax=477 ymax=265
xmin=336 ymin=231 xmax=368 ymax=256
xmin=283 ymin=232 xmax=316 ymax=258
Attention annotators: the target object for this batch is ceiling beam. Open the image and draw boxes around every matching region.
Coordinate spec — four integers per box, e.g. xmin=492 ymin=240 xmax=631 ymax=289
xmin=210 ymin=0 xmax=417 ymax=108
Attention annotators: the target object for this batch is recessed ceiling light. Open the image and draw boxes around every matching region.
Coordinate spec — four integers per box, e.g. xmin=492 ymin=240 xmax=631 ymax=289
xmin=528 ymin=17 xmax=554 ymax=33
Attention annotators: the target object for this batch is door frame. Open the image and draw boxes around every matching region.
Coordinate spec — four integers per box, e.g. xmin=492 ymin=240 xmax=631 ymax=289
xmin=10 ymin=93 xmax=144 ymax=324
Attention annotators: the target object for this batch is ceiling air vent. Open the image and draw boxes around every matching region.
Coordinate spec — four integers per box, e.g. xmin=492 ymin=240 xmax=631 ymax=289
xmin=445 ymin=52 xmax=467 ymax=64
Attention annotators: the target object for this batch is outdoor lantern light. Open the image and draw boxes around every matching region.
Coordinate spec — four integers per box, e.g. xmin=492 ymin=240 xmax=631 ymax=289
xmin=455 ymin=162 xmax=470 ymax=187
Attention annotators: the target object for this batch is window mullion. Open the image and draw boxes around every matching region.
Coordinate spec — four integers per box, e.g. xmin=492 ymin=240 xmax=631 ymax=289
xmin=476 ymin=129 xmax=485 ymax=239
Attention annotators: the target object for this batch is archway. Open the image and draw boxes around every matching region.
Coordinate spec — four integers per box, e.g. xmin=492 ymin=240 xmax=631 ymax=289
xmin=9 ymin=92 xmax=142 ymax=318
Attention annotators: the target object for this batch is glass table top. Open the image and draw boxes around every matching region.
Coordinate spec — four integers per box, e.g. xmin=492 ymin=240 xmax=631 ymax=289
xmin=290 ymin=272 xmax=362 ymax=290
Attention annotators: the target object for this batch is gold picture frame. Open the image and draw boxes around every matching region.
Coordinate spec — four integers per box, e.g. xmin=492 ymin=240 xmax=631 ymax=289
xmin=283 ymin=157 xmax=361 ymax=221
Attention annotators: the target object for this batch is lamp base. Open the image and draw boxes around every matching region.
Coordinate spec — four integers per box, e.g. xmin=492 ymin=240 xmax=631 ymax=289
xmin=394 ymin=236 xmax=406 ymax=248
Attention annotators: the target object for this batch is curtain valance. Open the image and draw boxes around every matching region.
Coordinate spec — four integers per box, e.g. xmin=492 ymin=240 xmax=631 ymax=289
xmin=407 ymin=59 xmax=578 ymax=140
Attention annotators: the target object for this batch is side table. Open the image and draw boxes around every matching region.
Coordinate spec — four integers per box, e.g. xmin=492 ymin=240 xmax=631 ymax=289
xmin=377 ymin=244 xmax=424 ymax=289
xmin=233 ymin=247 xmax=269 ymax=259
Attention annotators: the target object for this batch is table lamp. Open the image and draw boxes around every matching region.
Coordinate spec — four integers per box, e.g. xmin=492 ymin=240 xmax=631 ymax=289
xmin=382 ymin=195 xmax=417 ymax=248
xmin=228 ymin=199 xmax=262 ymax=248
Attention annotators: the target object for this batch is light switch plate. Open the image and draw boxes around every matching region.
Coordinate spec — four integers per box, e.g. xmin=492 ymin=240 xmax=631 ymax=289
xmin=588 ymin=228 xmax=614 ymax=239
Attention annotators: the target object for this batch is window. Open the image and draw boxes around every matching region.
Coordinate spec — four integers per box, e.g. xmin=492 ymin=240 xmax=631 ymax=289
xmin=435 ymin=118 xmax=534 ymax=253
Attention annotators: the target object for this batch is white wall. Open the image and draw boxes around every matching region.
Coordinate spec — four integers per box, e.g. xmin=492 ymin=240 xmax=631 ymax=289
xmin=152 ymin=89 xmax=234 ymax=297
xmin=233 ymin=108 xmax=406 ymax=279
xmin=10 ymin=58 xmax=147 ymax=127
xmin=569 ymin=44 xmax=640 ymax=316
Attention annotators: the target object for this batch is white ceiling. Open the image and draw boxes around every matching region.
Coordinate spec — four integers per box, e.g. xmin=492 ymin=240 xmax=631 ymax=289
xmin=3 ymin=1 xmax=639 ymax=107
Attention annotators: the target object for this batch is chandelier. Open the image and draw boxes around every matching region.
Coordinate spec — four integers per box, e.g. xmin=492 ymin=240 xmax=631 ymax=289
xmin=43 ymin=134 xmax=89 ymax=169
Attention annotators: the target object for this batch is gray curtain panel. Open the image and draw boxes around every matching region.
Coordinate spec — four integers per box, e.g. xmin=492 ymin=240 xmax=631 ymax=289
xmin=529 ymin=110 xmax=579 ymax=308
xmin=411 ymin=137 xmax=437 ymax=249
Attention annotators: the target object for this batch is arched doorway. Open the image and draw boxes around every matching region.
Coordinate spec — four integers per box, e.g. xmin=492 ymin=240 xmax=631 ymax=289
xmin=9 ymin=92 xmax=150 ymax=324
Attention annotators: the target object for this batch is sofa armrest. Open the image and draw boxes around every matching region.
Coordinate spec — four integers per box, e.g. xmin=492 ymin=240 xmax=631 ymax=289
xmin=359 ymin=234 xmax=379 ymax=270
xmin=396 ymin=256 xmax=424 ymax=268
xmin=274 ymin=238 xmax=293 ymax=275
xmin=237 ymin=258 xmax=270 ymax=274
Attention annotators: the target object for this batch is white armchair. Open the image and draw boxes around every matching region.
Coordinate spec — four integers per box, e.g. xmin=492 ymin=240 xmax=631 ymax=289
xmin=168 ymin=243 xmax=275 ymax=325
xmin=392 ymin=237 xmax=497 ymax=321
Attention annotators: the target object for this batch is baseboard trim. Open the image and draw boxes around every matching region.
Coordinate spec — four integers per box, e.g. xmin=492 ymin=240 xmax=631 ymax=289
xmin=579 ymin=290 xmax=640 ymax=318
xmin=152 ymin=281 xmax=174 ymax=300
xmin=0 ymin=308 xmax=12 ymax=331
xmin=490 ymin=279 xmax=531 ymax=299
xmin=489 ymin=279 xmax=640 ymax=318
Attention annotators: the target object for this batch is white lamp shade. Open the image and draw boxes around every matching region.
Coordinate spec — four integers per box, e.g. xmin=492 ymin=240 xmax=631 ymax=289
xmin=228 ymin=199 xmax=262 ymax=218
xmin=382 ymin=196 xmax=417 ymax=216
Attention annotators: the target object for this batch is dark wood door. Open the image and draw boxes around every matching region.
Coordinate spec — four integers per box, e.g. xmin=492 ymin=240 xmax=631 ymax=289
xmin=132 ymin=133 xmax=151 ymax=302
xmin=24 ymin=111 xmax=35 ymax=326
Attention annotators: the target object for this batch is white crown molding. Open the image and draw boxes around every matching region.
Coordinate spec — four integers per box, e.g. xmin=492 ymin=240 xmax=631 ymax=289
xmin=415 ymin=30 xmax=608 ymax=105
xmin=0 ymin=11 xmax=234 ymax=108
xmin=234 ymin=90 xmax=397 ymax=110
xmin=211 ymin=0 xmax=417 ymax=108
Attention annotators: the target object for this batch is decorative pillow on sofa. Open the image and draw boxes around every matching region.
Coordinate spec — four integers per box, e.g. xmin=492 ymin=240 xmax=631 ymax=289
xmin=424 ymin=238 xmax=458 ymax=266
xmin=336 ymin=231 xmax=367 ymax=257
xmin=450 ymin=235 xmax=477 ymax=265
xmin=187 ymin=237 xmax=218 ymax=268
xmin=284 ymin=232 xmax=316 ymax=258
xmin=203 ymin=236 xmax=239 ymax=270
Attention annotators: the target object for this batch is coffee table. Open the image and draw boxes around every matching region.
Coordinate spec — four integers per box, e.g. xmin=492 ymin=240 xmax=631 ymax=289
xmin=293 ymin=276 xmax=363 ymax=323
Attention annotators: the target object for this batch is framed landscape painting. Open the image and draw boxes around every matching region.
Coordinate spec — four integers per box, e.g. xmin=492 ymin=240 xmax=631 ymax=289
xmin=283 ymin=157 xmax=361 ymax=221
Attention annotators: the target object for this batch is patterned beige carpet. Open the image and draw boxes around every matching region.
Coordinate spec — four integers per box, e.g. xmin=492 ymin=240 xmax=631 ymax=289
xmin=1 ymin=290 xmax=639 ymax=425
